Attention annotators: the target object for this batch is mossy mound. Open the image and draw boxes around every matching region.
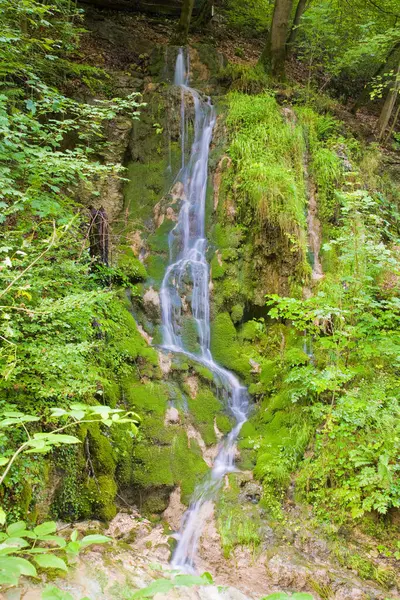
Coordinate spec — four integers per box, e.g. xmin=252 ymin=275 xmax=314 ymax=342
xmin=117 ymin=246 xmax=148 ymax=282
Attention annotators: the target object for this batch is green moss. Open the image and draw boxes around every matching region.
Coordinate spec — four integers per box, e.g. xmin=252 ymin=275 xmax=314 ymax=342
xmin=117 ymin=246 xmax=148 ymax=282
xmin=112 ymin=424 xmax=135 ymax=487
xmin=133 ymin=444 xmax=174 ymax=488
xmin=87 ymin=424 xmax=116 ymax=476
xmin=87 ymin=475 xmax=117 ymax=521
xmin=239 ymin=320 xmax=259 ymax=341
xmin=122 ymin=381 xmax=169 ymax=415
xmin=181 ymin=316 xmax=201 ymax=354
xmin=187 ymin=387 xmax=222 ymax=446
xmin=172 ymin=432 xmax=209 ymax=504
xmin=191 ymin=363 xmax=214 ymax=382
xmin=230 ymin=303 xmax=243 ymax=323
xmin=146 ymin=255 xmax=167 ymax=286
xmin=216 ymin=414 xmax=234 ymax=434
xmin=210 ymin=254 xmax=226 ymax=280
xmin=210 ymin=312 xmax=252 ymax=380
xmin=148 ymin=219 xmax=175 ymax=254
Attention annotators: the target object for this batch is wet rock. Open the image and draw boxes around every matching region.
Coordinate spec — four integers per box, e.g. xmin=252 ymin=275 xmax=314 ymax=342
xmin=334 ymin=586 xmax=368 ymax=600
xmin=143 ymin=287 xmax=161 ymax=322
xmin=267 ymin=555 xmax=308 ymax=589
xmin=163 ymin=487 xmax=186 ymax=531
xmin=159 ymin=351 xmax=172 ymax=376
xmin=165 ymin=406 xmax=180 ymax=425
xmin=185 ymin=375 xmax=199 ymax=399
xmin=239 ymin=480 xmax=262 ymax=504
xmin=249 ymin=358 xmax=261 ymax=374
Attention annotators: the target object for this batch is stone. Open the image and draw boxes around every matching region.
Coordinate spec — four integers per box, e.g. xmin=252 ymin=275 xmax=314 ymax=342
xmin=239 ymin=480 xmax=262 ymax=504
xmin=165 ymin=406 xmax=180 ymax=425
xmin=267 ymin=555 xmax=308 ymax=589
xmin=143 ymin=287 xmax=161 ymax=322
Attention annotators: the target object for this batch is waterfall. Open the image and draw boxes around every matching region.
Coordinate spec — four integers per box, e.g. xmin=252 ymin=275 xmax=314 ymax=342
xmin=159 ymin=48 xmax=249 ymax=572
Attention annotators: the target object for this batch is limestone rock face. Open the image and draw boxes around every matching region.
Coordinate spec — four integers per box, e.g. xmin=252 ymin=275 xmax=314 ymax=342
xmin=143 ymin=286 xmax=161 ymax=322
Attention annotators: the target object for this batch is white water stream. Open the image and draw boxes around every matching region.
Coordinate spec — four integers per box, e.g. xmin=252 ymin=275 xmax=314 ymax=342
xmin=159 ymin=48 xmax=249 ymax=572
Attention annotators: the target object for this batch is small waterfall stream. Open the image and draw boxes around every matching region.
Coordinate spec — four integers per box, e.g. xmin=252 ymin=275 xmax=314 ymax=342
xmin=159 ymin=48 xmax=249 ymax=572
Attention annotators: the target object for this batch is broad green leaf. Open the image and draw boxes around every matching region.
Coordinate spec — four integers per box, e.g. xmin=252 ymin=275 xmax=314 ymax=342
xmin=34 ymin=554 xmax=68 ymax=571
xmin=6 ymin=521 xmax=26 ymax=536
xmin=40 ymin=535 xmax=67 ymax=548
xmin=66 ymin=540 xmax=81 ymax=554
xmin=49 ymin=409 xmax=67 ymax=418
xmin=80 ymin=534 xmax=111 ymax=547
xmin=42 ymin=585 xmax=74 ymax=600
xmin=33 ymin=433 xmax=80 ymax=445
xmin=132 ymin=578 xmax=174 ymax=598
xmin=34 ymin=522 xmax=57 ymax=536
xmin=174 ymin=574 xmax=212 ymax=587
xmin=4 ymin=537 xmax=30 ymax=548
xmin=0 ymin=508 xmax=6 ymax=525
xmin=70 ymin=530 xmax=78 ymax=542
xmin=0 ymin=457 xmax=9 ymax=466
xmin=0 ymin=556 xmax=37 ymax=576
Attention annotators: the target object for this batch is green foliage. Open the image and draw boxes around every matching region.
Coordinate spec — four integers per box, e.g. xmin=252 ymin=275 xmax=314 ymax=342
xmin=0 ymin=518 xmax=110 ymax=590
xmin=131 ymin=572 xmax=213 ymax=599
xmin=266 ymin=188 xmax=400 ymax=522
xmin=216 ymin=474 xmax=261 ymax=557
xmin=222 ymin=0 xmax=271 ymax=33
xmin=219 ymin=63 xmax=270 ymax=94
xmin=227 ymin=92 xmax=307 ymax=238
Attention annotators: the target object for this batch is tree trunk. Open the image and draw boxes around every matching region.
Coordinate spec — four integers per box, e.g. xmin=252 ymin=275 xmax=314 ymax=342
xmin=260 ymin=0 xmax=294 ymax=79
xmin=287 ymin=0 xmax=308 ymax=49
xmin=377 ymin=60 xmax=400 ymax=140
xmin=89 ymin=207 xmax=109 ymax=265
xmin=173 ymin=0 xmax=195 ymax=44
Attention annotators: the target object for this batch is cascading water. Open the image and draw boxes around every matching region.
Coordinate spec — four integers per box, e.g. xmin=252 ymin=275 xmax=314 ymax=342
xmin=159 ymin=48 xmax=249 ymax=572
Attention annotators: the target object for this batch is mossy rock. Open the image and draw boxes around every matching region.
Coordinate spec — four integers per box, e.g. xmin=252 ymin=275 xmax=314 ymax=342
xmin=210 ymin=312 xmax=252 ymax=380
xmin=87 ymin=423 xmax=116 ymax=476
xmin=181 ymin=316 xmax=201 ymax=354
xmin=146 ymin=254 xmax=168 ymax=286
xmin=122 ymin=381 xmax=169 ymax=415
xmin=148 ymin=219 xmax=176 ymax=254
xmin=117 ymin=246 xmax=148 ymax=282
xmin=171 ymin=432 xmax=209 ymax=504
xmin=188 ymin=387 xmax=222 ymax=446
xmin=87 ymin=475 xmax=118 ymax=522
xmin=230 ymin=303 xmax=243 ymax=324
xmin=210 ymin=254 xmax=226 ymax=280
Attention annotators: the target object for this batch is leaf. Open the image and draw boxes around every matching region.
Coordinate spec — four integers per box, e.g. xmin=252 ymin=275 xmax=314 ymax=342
xmin=4 ymin=537 xmax=30 ymax=549
xmin=0 ymin=457 xmax=9 ymax=466
xmin=132 ymin=579 xmax=174 ymax=598
xmin=26 ymin=99 xmax=37 ymax=114
xmin=80 ymin=534 xmax=111 ymax=547
xmin=0 ymin=508 xmax=6 ymax=525
xmin=70 ymin=530 xmax=78 ymax=542
xmin=42 ymin=585 xmax=74 ymax=600
xmin=174 ymin=574 xmax=212 ymax=587
xmin=40 ymin=535 xmax=67 ymax=548
xmin=6 ymin=521 xmax=26 ymax=536
xmin=34 ymin=554 xmax=68 ymax=571
xmin=0 ymin=556 xmax=37 ymax=577
xmin=66 ymin=541 xmax=81 ymax=554
xmin=49 ymin=408 xmax=67 ymax=417
xmin=34 ymin=522 xmax=57 ymax=536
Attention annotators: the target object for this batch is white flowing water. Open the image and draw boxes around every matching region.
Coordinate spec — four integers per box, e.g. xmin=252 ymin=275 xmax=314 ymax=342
xmin=159 ymin=48 xmax=249 ymax=572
